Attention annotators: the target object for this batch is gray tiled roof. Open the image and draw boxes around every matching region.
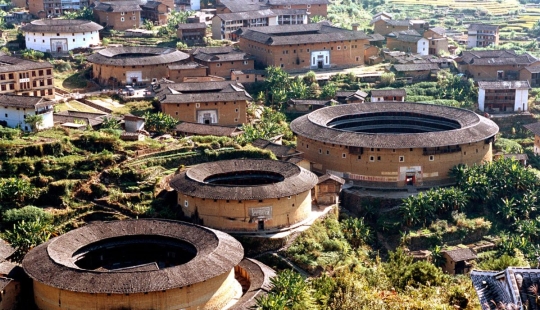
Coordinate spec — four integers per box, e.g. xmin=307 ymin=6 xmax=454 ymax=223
xmin=21 ymin=19 xmax=103 ymax=33
xmin=393 ymin=63 xmax=439 ymax=71
xmin=0 ymin=94 xmax=52 ymax=109
xmin=94 ymin=1 xmax=142 ymax=12
xmin=386 ymin=19 xmax=412 ymax=27
xmin=0 ymin=55 xmax=52 ymax=73
xmin=87 ymin=46 xmax=189 ymax=66
xmin=458 ymin=50 xmax=521 ymax=64
xmin=268 ymin=0 xmax=329 ymax=4
xmin=468 ymin=23 xmax=499 ymax=31
xmin=371 ymin=88 xmax=406 ymax=97
xmin=0 ymin=239 xmax=14 ymax=262
xmin=176 ymin=22 xmax=206 ymax=30
xmin=170 ymin=159 xmax=318 ymax=200
xmin=478 ymin=80 xmax=531 ymax=90
xmin=239 ymin=22 xmax=369 ymax=45
xmin=160 ymin=91 xmax=252 ymax=104
xmin=167 ymin=61 xmax=207 ymax=70
xmin=22 ymin=219 xmax=244 ymax=294
xmin=251 ymin=138 xmax=297 ymax=157
xmin=443 ymin=247 xmax=477 ymax=261
xmin=471 ymin=270 xmax=513 ymax=309
xmin=175 ymin=122 xmax=243 ymax=137
xmin=524 ymin=122 xmax=540 ymax=136
xmin=217 ymin=0 xmax=268 ymax=12
xmin=290 ymin=102 xmax=499 ymax=148
xmin=194 ymin=51 xmax=253 ymax=62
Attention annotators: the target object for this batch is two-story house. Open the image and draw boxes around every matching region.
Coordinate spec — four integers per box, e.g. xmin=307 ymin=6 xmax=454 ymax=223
xmin=467 ymin=23 xmax=499 ymax=48
xmin=0 ymin=94 xmax=54 ymax=131
xmin=93 ymin=1 xmax=142 ymax=31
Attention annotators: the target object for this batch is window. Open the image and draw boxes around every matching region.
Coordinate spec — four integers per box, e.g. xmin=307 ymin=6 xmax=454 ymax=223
xmin=234 ymin=118 xmax=238 ymax=122
xmin=307 ymin=4 xmax=311 ymax=7
xmin=73 ymin=39 xmax=75 ymax=42
xmin=319 ymin=149 xmax=322 ymax=154
xmin=8 ymin=73 xmax=13 ymax=79
xmin=357 ymin=155 xmax=361 ymax=159
xmin=121 ymin=11 xmax=125 ymax=15
xmin=369 ymin=156 xmax=375 ymax=162
xmin=337 ymin=46 xmax=341 ymax=50
xmin=399 ymin=156 xmax=404 ymax=162
xmin=216 ymin=63 xmax=221 ymax=67
xmin=184 ymin=200 xmax=188 ymax=207
xmin=463 ymin=151 xmax=467 ymax=155
xmin=243 ymin=60 xmax=248 ymax=65
xmin=429 ymin=155 xmax=434 ymax=161
xmin=121 ymin=17 xmax=125 ymax=22
xmin=326 ymin=150 xmax=330 ymax=155
xmin=56 ymin=33 xmax=59 ymax=36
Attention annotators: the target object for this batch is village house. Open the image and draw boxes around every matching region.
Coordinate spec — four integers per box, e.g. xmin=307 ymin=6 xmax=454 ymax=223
xmin=212 ymin=9 xmax=307 ymax=41
xmin=0 ymin=94 xmax=54 ymax=131
xmin=22 ymin=19 xmax=103 ymax=53
xmin=386 ymin=30 xmax=429 ymax=56
xmin=167 ymin=62 xmax=208 ymax=82
xmin=156 ymin=80 xmax=251 ymax=125
xmin=456 ymin=50 xmax=539 ymax=81
xmin=441 ymin=247 xmax=477 ymax=275
xmin=286 ymin=99 xmax=335 ymax=114
xmin=250 ymin=138 xmax=310 ymax=169
xmin=231 ymin=69 xmax=266 ymax=83
xmin=53 ymin=110 xmax=109 ymax=130
xmin=335 ymin=90 xmax=368 ymax=104
xmin=123 ymin=114 xmax=145 ymax=132
xmin=216 ymin=0 xmax=329 ymax=17
xmin=524 ymin=122 xmax=540 ymax=155
xmin=175 ymin=121 xmax=244 ymax=137
xmin=370 ymin=89 xmax=406 ymax=102
xmin=371 ymin=14 xmax=429 ymax=37
xmin=140 ymin=1 xmax=171 ymax=26
xmin=313 ymin=173 xmax=345 ymax=206
xmin=28 ymin=0 xmax=89 ymax=17
xmin=0 ymin=240 xmax=21 ymax=310
xmin=423 ymin=27 xmax=449 ymax=55
xmin=519 ymin=64 xmax=540 ymax=87
xmin=191 ymin=46 xmax=255 ymax=78
xmin=478 ymin=80 xmax=530 ymax=113
xmin=177 ymin=22 xmax=206 ymax=43
xmin=467 ymin=23 xmax=499 ymax=48
xmin=390 ymin=63 xmax=439 ymax=81
xmin=93 ymin=1 xmax=142 ymax=31
xmin=0 ymin=54 xmax=54 ymax=98
xmin=238 ymin=22 xmax=370 ymax=72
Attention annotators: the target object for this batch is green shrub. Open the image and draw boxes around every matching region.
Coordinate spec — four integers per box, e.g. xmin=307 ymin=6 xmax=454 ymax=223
xmin=3 ymin=206 xmax=52 ymax=225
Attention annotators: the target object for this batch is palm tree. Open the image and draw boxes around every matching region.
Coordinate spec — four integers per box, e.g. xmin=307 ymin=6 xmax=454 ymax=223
xmin=400 ymin=197 xmax=420 ymax=227
xmin=3 ymin=217 xmax=56 ymax=262
xmin=341 ymin=217 xmax=371 ymax=248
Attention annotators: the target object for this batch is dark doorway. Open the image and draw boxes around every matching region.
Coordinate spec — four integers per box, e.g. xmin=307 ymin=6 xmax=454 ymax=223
xmin=258 ymin=220 xmax=264 ymax=230
xmin=455 ymin=261 xmax=466 ymax=274
xmin=317 ymin=61 xmax=323 ymax=69
xmin=57 ymin=46 xmax=62 ymax=53
xmin=406 ymin=173 xmax=415 ymax=185
xmin=131 ymin=78 xmax=138 ymax=84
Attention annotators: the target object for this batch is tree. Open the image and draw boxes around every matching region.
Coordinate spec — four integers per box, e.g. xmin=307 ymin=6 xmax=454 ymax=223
xmin=3 ymin=217 xmax=56 ymax=262
xmin=143 ymin=19 xmax=155 ymax=30
xmin=24 ymin=114 xmax=43 ymax=132
xmin=260 ymin=270 xmax=316 ymax=310
xmin=101 ymin=116 xmax=121 ymax=130
xmin=63 ymin=7 xmax=94 ymax=20
xmin=21 ymin=49 xmax=45 ymax=61
xmin=341 ymin=217 xmax=371 ymax=248
xmin=143 ymin=112 xmax=178 ymax=133
xmin=320 ymin=82 xmax=337 ymax=99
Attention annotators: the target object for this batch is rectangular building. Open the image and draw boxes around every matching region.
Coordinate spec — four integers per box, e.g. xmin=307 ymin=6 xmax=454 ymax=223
xmin=211 ymin=9 xmax=307 ymax=41
xmin=238 ymin=22 xmax=369 ymax=72
xmin=467 ymin=23 xmax=499 ymax=48
xmin=457 ymin=50 xmax=539 ymax=81
xmin=0 ymin=55 xmax=54 ymax=98
xmin=192 ymin=47 xmax=255 ymax=78
xmin=29 ymin=0 xmax=90 ymax=17
xmin=478 ymin=80 xmax=530 ymax=112
xmin=0 ymin=94 xmax=54 ymax=131
xmin=93 ymin=1 xmax=142 ymax=31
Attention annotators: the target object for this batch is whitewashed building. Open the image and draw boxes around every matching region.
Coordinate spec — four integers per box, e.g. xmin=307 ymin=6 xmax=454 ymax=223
xmin=478 ymin=81 xmax=530 ymax=112
xmin=21 ymin=19 xmax=103 ymax=53
xmin=0 ymin=94 xmax=54 ymax=131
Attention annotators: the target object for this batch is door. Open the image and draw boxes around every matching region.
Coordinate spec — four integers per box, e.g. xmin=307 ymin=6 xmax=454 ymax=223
xmin=57 ymin=46 xmax=62 ymax=53
xmin=317 ymin=61 xmax=323 ymax=69
xmin=406 ymin=173 xmax=415 ymax=185
xmin=258 ymin=220 xmax=264 ymax=230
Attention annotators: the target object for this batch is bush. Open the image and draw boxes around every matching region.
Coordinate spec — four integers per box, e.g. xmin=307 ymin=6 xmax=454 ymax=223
xmin=3 ymin=206 xmax=52 ymax=225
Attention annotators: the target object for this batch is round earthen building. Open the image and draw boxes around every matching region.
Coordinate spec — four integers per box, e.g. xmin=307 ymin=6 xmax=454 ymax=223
xmin=170 ymin=159 xmax=319 ymax=232
xmin=22 ymin=219 xmax=273 ymax=310
xmin=290 ymin=102 xmax=499 ymax=187
xmin=88 ymin=46 xmax=190 ymax=86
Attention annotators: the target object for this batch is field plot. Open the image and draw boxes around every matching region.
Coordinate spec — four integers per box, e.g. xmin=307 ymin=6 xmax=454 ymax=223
xmin=385 ymin=0 xmax=520 ymax=16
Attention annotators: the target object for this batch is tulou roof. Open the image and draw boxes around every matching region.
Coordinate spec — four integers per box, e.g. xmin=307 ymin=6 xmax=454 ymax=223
xmin=393 ymin=63 xmax=440 ymax=72
xmin=478 ymin=80 xmax=531 ymax=90
xmin=170 ymin=159 xmax=319 ymax=200
xmin=233 ymin=258 xmax=276 ymax=310
xmin=88 ymin=46 xmax=189 ymax=66
xmin=290 ymin=102 xmax=499 ymax=149
xmin=21 ymin=19 xmax=103 ymax=33
xmin=238 ymin=22 xmax=369 ymax=46
xmin=22 ymin=219 xmax=244 ymax=294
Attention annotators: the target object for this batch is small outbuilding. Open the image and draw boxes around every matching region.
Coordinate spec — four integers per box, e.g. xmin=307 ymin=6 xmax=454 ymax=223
xmin=314 ymin=173 xmax=345 ymax=205
xmin=442 ymin=247 xmax=477 ymax=275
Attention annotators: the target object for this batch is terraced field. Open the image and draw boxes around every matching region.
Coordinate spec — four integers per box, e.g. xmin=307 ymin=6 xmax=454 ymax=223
xmin=385 ymin=0 xmax=520 ymax=16
xmin=517 ymin=7 xmax=540 ymax=30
